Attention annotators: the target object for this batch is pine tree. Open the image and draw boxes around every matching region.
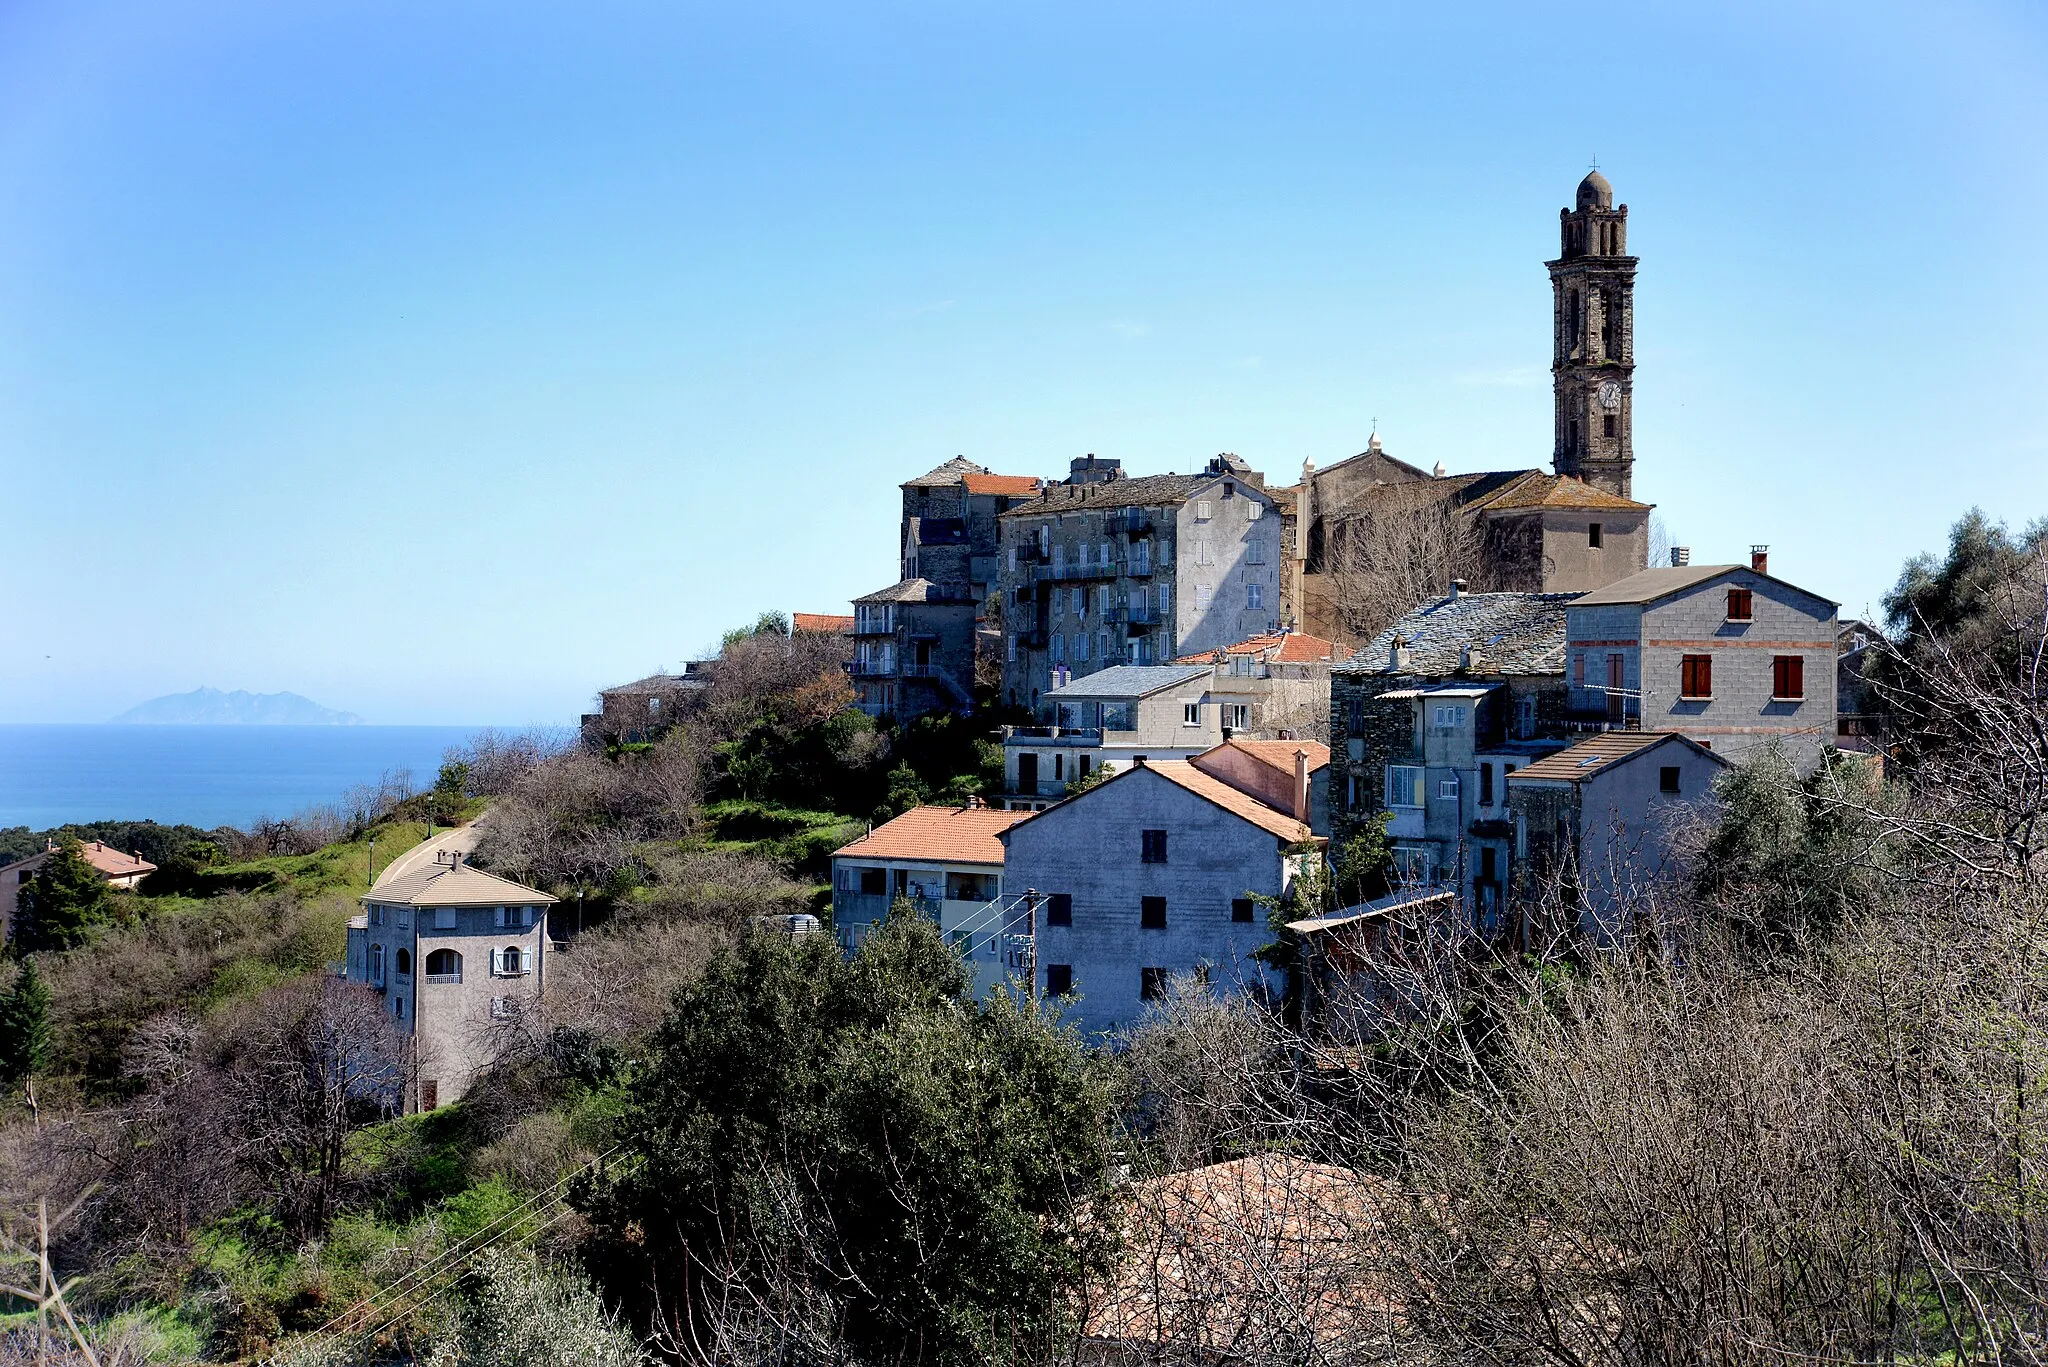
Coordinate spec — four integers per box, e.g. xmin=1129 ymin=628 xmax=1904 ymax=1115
xmin=0 ymin=959 xmax=53 ymax=1119
xmin=14 ymin=838 xmax=113 ymax=951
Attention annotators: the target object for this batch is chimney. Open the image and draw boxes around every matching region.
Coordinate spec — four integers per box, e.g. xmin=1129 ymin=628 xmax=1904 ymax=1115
xmin=1450 ymin=578 xmax=1467 ymax=599
xmin=1132 ymin=755 xmax=1148 ymax=768
xmin=1750 ymin=544 xmax=1770 ymax=574
xmin=1389 ymin=634 xmax=1412 ymax=672
xmin=1292 ymin=749 xmax=1311 ymax=823
xmin=1670 ymin=546 xmax=1691 ymax=567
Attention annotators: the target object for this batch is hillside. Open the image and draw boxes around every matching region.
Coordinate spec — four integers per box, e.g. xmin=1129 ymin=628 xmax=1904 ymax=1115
xmin=112 ymin=687 xmax=365 ymax=726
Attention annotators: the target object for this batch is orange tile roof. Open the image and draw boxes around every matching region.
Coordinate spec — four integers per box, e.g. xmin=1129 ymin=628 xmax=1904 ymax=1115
xmin=793 ymin=612 xmax=855 ymax=633
xmin=1468 ymin=472 xmax=1650 ymax=513
xmin=1174 ymin=632 xmax=1338 ymax=665
xmin=961 ymin=473 xmax=1044 ymax=497
xmin=1147 ymin=761 xmax=1318 ymax=844
xmin=1506 ymin=730 xmax=1725 ymax=783
xmin=78 ymin=841 xmax=156 ymax=878
xmin=833 ymin=805 xmax=1031 ymax=866
xmin=1217 ymin=739 xmax=1331 ymax=776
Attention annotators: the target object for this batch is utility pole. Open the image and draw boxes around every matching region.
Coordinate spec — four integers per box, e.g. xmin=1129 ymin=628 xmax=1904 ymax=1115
xmin=367 ymin=836 xmax=376 ymax=888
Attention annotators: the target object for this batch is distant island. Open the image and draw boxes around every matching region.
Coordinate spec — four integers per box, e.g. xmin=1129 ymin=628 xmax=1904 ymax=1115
xmin=111 ymin=688 xmax=366 ymax=726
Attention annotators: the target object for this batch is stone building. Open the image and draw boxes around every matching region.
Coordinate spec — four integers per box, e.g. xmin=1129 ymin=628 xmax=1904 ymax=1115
xmin=998 ymin=455 xmax=1286 ymax=711
xmin=848 ymin=578 xmax=979 ymax=720
xmin=580 ymin=666 xmax=709 ymax=746
xmin=1506 ymin=730 xmax=1729 ymax=943
xmin=344 ymin=853 xmax=556 ymax=1110
xmin=898 ymin=457 xmax=1045 ymax=608
xmin=1288 ymin=172 xmax=1655 ymax=646
xmin=1564 ymin=551 xmax=1840 ymax=770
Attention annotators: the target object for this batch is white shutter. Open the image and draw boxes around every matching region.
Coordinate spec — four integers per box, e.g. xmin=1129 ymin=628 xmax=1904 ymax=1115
xmin=522 ymin=946 xmax=534 ymax=972
xmin=494 ymin=906 xmax=507 ymax=928
xmin=490 ymin=948 xmax=503 ymax=975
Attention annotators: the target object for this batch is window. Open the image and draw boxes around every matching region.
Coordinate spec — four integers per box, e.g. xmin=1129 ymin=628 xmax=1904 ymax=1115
xmin=1226 ymin=703 xmax=1250 ymax=731
xmin=1772 ymin=654 xmax=1805 ymax=701
xmin=1480 ymin=763 xmax=1494 ymax=807
xmin=1078 ymin=756 xmax=1092 ymax=778
xmin=1680 ymin=654 xmax=1714 ymax=699
xmin=1141 ymin=829 xmax=1169 ymax=863
xmin=1346 ymin=774 xmax=1360 ymax=809
xmin=370 ymin=905 xmax=385 ymax=927
xmin=1392 ymin=847 xmax=1432 ymax=885
xmin=1141 ymin=896 xmax=1167 ymax=929
xmin=1231 ymin=898 xmax=1255 ymax=924
xmin=1195 ymin=500 xmax=1213 ymax=522
xmin=1046 ymin=893 xmax=1073 ymax=926
xmin=858 ymin=867 xmax=886 ymax=896
xmin=496 ymin=945 xmax=529 ymax=976
xmin=370 ymin=944 xmax=385 ymax=984
xmin=1387 ymin=765 xmax=1424 ymax=809
xmin=1588 ymin=523 xmax=1603 ymax=548
xmin=1431 ymin=704 xmax=1467 ymax=728
xmin=395 ymin=948 xmax=412 ymax=976
xmin=425 ymin=948 xmax=461 ymax=979
xmin=1246 ymin=583 xmax=1264 ymax=610
xmin=1007 ymin=635 xmax=1017 ymax=664
xmin=1572 ymin=653 xmax=1585 ymax=688
xmin=494 ymin=906 xmax=508 ymax=928
xmin=1195 ymin=584 xmax=1213 ymax=610
xmin=1196 ymin=541 xmax=1215 ymax=566
xmin=1246 ymin=501 xmax=1262 ymax=521
xmin=1076 ymin=633 xmax=1090 ymax=663
xmin=1141 ymin=967 xmax=1170 ymax=1001
xmin=1438 ymin=778 xmax=1460 ymax=800
xmin=1659 ymin=766 xmax=1681 ymax=794
xmin=1045 ymin=964 xmax=1074 ymax=997
xmin=1727 ymin=587 xmax=1754 ymax=622
xmin=1222 ymin=481 xmax=1235 ymax=499
xmin=490 ymin=997 xmax=520 ymax=1021
xmin=1246 ymin=539 xmax=1266 ymax=564
xmin=433 ymin=908 xmax=456 ymax=930
xmin=1183 ymin=703 xmax=1201 ymax=726
xmin=648 ymin=696 xmax=661 ymax=716
xmin=394 ymin=996 xmax=405 ymax=1020
xmin=1602 ymin=413 xmax=1616 ymax=437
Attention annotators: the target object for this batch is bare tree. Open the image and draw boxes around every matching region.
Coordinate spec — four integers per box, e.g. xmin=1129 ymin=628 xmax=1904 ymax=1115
xmin=1324 ymin=491 xmax=1490 ymax=646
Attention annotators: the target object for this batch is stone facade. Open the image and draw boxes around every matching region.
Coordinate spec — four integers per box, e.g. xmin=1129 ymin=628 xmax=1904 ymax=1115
xmin=1549 ymin=170 xmax=1637 ymax=499
xmin=849 ymin=579 xmax=979 ymax=721
xmin=998 ymin=455 xmax=1285 ymax=711
xmin=1565 ymin=557 xmax=1839 ymax=770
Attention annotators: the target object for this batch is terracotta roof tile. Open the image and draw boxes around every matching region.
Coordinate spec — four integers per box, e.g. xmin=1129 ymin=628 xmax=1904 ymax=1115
xmin=1467 ymin=471 xmax=1652 ymax=513
xmin=1176 ymin=632 xmax=1338 ymax=665
xmin=834 ymin=805 xmax=1031 ymax=866
xmin=1146 ymin=761 xmax=1318 ymax=844
xmin=1216 ymin=739 xmax=1331 ymax=775
xmin=792 ymin=613 xmax=855 ymax=633
xmin=78 ymin=842 xmax=155 ymax=878
xmin=960 ymin=473 xmax=1044 ymax=497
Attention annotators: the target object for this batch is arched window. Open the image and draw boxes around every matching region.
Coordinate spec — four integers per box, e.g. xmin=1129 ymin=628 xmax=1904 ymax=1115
xmin=497 ymin=945 xmax=526 ymax=976
xmin=395 ymin=948 xmax=412 ymax=976
xmin=425 ymin=948 xmax=461 ymax=978
xmin=369 ymin=944 xmax=384 ymax=983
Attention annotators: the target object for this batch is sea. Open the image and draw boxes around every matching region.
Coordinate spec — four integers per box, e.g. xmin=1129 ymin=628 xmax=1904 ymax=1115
xmin=0 ymin=724 xmax=489 ymax=832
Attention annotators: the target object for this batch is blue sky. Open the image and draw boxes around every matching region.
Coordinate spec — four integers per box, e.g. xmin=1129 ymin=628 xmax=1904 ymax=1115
xmin=2 ymin=1 xmax=2043 ymax=725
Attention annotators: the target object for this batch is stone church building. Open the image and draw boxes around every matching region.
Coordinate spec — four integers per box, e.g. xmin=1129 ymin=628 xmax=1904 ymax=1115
xmin=1290 ymin=170 xmax=1654 ymax=645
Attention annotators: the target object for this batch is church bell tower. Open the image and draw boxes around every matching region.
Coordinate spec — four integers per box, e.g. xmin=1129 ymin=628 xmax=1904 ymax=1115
xmin=1548 ymin=170 xmax=1637 ymax=498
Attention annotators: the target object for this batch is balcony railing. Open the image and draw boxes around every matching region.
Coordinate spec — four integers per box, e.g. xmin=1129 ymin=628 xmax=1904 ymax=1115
xmin=424 ymin=971 xmax=463 ymax=985
xmin=1108 ymin=510 xmax=1153 ymax=536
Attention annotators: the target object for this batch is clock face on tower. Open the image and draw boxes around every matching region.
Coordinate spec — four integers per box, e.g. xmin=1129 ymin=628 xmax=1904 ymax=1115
xmin=1598 ymin=381 xmax=1623 ymax=410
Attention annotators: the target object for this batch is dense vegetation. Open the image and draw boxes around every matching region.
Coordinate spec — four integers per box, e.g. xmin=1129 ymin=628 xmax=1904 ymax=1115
xmin=8 ymin=512 xmax=2048 ymax=1364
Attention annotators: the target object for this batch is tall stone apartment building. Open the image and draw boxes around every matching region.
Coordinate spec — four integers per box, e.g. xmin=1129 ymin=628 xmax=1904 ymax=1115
xmin=850 ymin=457 xmax=1043 ymax=720
xmin=997 ymin=454 xmax=1286 ymax=712
xmin=1289 ymin=171 xmax=1653 ymax=646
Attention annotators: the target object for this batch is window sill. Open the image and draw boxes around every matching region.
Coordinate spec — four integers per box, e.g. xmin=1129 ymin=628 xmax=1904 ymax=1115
xmin=1771 ymin=696 xmax=1804 ymax=703
xmin=1678 ymin=694 xmax=1712 ymax=702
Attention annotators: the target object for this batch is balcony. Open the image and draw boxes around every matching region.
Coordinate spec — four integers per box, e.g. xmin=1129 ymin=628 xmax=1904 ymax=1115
xmin=424 ymin=971 xmax=463 ymax=986
xmin=847 ymin=658 xmax=897 ymax=679
xmin=1003 ymin=724 xmax=1104 ymax=744
xmin=1109 ymin=510 xmax=1153 ymax=537
xmin=1125 ymin=557 xmax=1155 ymax=577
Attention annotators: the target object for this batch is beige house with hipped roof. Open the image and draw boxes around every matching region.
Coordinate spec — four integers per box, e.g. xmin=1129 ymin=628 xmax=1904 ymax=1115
xmin=1 ymin=840 xmax=155 ymax=944
xmin=345 ymin=853 xmax=557 ymax=1110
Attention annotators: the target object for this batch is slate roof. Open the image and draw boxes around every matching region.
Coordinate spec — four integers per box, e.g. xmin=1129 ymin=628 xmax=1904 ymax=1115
xmin=902 ymin=456 xmax=988 ymax=488
xmin=1506 ymin=730 xmax=1728 ymax=784
xmin=601 ymin=672 xmax=705 ymax=697
xmin=1341 ymin=592 xmax=1577 ymax=677
xmin=365 ymin=862 xmax=557 ymax=908
xmin=961 ymin=473 xmax=1044 ymax=497
xmin=833 ymin=805 xmax=1030 ymax=866
xmin=1174 ymin=632 xmax=1338 ymax=665
xmin=852 ymin=577 xmax=973 ymax=605
xmin=1044 ymin=664 xmax=1212 ymax=700
xmin=999 ymin=472 xmax=1211 ymax=516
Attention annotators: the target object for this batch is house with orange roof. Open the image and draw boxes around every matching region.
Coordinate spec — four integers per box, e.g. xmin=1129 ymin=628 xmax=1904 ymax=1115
xmin=830 ymin=804 xmax=1034 ymax=986
xmin=1 ymin=839 xmax=156 ymax=943
xmin=1174 ymin=629 xmax=1339 ymax=742
xmin=791 ymin=612 xmax=855 ymax=635
xmin=998 ymin=741 xmax=1326 ymax=1036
